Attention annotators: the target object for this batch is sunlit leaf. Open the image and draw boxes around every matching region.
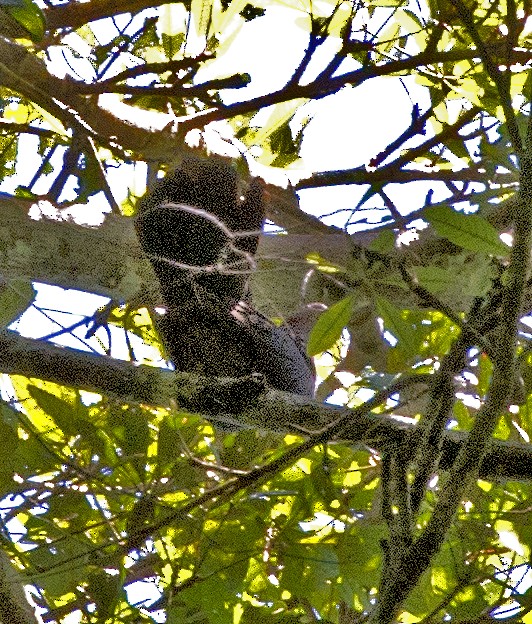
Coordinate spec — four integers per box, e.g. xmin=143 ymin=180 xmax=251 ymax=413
xmin=307 ymin=295 xmax=354 ymax=356
xmin=4 ymin=0 xmax=45 ymax=41
xmin=27 ymin=385 xmax=77 ymax=437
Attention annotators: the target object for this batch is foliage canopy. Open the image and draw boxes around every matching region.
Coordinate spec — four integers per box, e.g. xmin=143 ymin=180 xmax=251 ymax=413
xmin=2 ymin=0 xmax=532 ymax=623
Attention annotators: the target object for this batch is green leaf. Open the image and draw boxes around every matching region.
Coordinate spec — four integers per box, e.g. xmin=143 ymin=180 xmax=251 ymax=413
xmin=13 ymin=435 xmax=58 ymax=476
xmin=25 ymin=537 xmax=89 ymax=594
xmin=5 ymin=0 xmax=46 ymax=41
xmin=27 ymin=386 xmax=76 ymax=436
xmin=369 ymin=229 xmax=396 ymax=253
xmin=48 ymin=490 xmax=93 ymax=531
xmin=167 ymin=606 xmax=189 ymax=624
xmin=87 ymin=569 xmax=125 ymax=620
xmin=126 ymin=493 xmax=155 ymax=535
xmin=412 ymin=258 xmax=493 ymax=301
xmin=269 ymin=120 xmax=301 ymax=167
xmin=0 ymin=409 xmax=18 ymax=482
xmin=375 ymin=296 xmax=418 ymax=357
xmin=157 ymin=417 xmax=182 ymax=466
xmin=475 ymin=351 xmax=492 ymax=395
xmin=162 ymin=32 xmax=184 ymax=59
xmin=0 ymin=279 xmax=35 ymax=327
xmin=337 ymin=526 xmax=384 ymax=592
xmin=307 ymin=295 xmax=354 ymax=356
xmin=424 ymin=205 xmax=510 ymax=256
xmin=0 ymin=419 xmax=18 ymax=459
xmin=180 ymin=558 xmax=248 ymax=624
xmin=121 ymin=408 xmax=150 ymax=479
xmin=412 ymin=265 xmax=457 ymax=293
xmin=282 ymin=543 xmax=339 ymax=601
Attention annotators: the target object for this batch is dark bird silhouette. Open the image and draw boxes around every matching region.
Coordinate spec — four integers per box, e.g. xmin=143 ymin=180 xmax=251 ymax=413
xmin=135 ymin=157 xmax=316 ymax=398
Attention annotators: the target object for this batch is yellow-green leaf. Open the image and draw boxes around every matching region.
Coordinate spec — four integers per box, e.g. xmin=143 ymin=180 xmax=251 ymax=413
xmin=5 ymin=0 xmax=45 ymax=41
xmin=307 ymin=295 xmax=354 ymax=356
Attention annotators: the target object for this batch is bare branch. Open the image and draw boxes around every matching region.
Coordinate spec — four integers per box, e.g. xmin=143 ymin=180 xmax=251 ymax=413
xmin=44 ymin=0 xmax=169 ymax=31
xmin=1 ymin=329 xmax=532 ymax=482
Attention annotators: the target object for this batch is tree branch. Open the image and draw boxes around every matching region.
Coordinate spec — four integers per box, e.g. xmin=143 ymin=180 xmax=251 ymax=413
xmin=296 ymin=166 xmax=515 ymax=189
xmin=1 ymin=329 xmax=532 ymax=482
xmin=44 ymin=0 xmax=170 ymax=31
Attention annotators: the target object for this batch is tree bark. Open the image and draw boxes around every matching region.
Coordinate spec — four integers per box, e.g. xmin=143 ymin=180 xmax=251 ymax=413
xmin=1 ymin=329 xmax=531 ymax=481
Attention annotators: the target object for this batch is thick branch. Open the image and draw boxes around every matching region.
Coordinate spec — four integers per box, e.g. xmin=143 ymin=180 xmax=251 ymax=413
xmin=0 ymin=192 xmax=523 ymax=319
xmin=44 ymin=0 xmax=170 ymax=31
xmin=0 ymin=195 xmax=355 ymax=303
xmin=1 ymin=329 xmax=531 ymax=482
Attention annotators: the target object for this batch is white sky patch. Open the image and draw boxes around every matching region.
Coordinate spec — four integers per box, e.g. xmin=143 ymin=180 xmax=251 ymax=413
xmin=455 ymin=393 xmax=481 ymax=409
xmin=300 ymin=511 xmax=345 ymax=533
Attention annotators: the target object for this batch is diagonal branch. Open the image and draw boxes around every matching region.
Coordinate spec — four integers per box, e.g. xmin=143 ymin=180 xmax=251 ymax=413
xmin=1 ymin=329 xmax=532 ymax=482
xmin=44 ymin=0 xmax=169 ymax=31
